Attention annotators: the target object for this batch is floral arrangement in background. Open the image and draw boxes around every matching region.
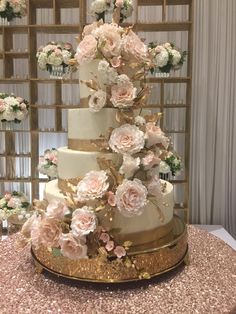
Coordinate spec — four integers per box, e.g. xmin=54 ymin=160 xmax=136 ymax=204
xmin=0 ymin=0 xmax=27 ymax=22
xmin=0 ymin=191 xmax=30 ymax=221
xmin=36 ymin=42 xmax=75 ymax=78
xmin=90 ymin=0 xmax=133 ymax=22
xmin=149 ymin=42 xmax=187 ymax=74
xmin=159 ymin=151 xmax=182 ymax=177
xmin=38 ymin=148 xmax=58 ymax=179
xmin=0 ymin=93 xmax=29 ymax=123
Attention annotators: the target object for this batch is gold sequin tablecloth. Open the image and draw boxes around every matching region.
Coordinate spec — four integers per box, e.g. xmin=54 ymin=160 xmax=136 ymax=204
xmin=0 ymin=226 xmax=236 ymax=314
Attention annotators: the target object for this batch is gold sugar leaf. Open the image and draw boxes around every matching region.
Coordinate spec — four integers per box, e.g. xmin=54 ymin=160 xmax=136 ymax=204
xmin=116 ymin=110 xmax=134 ymax=124
xmin=98 ymin=247 xmax=108 ymax=258
xmin=139 ymin=272 xmax=151 ymax=280
xmin=144 ymin=112 xmax=163 ymax=123
xmin=33 ymin=199 xmax=48 ymax=211
xmin=123 ymin=241 xmax=133 ymax=249
xmin=80 ymin=79 xmax=99 ymax=91
xmin=68 ymin=58 xmax=78 ymax=66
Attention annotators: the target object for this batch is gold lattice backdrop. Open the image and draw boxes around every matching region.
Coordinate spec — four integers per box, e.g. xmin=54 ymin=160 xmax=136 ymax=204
xmin=0 ymin=0 xmax=193 ymax=223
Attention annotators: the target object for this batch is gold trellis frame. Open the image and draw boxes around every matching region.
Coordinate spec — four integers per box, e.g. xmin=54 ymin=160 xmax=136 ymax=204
xmin=0 ymin=0 xmax=193 ymax=224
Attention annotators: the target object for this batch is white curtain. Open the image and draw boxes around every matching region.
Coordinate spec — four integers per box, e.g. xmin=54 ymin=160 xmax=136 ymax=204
xmin=190 ymin=0 xmax=236 ymax=238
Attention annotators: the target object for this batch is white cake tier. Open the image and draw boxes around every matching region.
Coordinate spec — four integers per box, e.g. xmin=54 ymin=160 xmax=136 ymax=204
xmin=44 ymin=179 xmax=174 ymax=245
xmin=58 ymin=147 xmax=121 ymax=179
xmin=68 ymin=108 xmax=119 ymax=141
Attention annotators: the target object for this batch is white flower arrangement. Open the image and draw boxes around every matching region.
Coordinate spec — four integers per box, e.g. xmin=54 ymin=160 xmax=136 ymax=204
xmin=38 ymin=148 xmax=58 ymax=179
xmin=0 ymin=0 xmax=27 ymax=22
xmin=0 ymin=93 xmax=29 ymax=123
xmin=0 ymin=191 xmax=30 ymax=221
xmin=149 ymin=42 xmax=187 ymax=74
xmin=90 ymin=0 xmax=133 ymax=22
xmin=36 ymin=42 xmax=75 ymax=77
xmin=159 ymin=152 xmax=183 ymax=177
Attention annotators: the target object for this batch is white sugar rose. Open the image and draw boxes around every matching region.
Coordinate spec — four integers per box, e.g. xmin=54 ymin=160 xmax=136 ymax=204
xmin=123 ymin=30 xmax=147 ymax=62
xmin=155 ymin=46 xmax=169 ymax=68
xmin=89 ymin=90 xmax=107 ymax=112
xmin=109 ymin=124 xmax=145 ymax=155
xmin=146 ymin=175 xmax=162 ymax=197
xmin=77 ymin=170 xmax=109 ymax=202
xmin=98 ymin=59 xmax=109 ymax=72
xmin=71 ymin=206 xmax=97 ymax=237
xmin=115 ymin=179 xmax=148 ymax=217
xmin=116 ymin=74 xmax=131 ymax=85
xmin=135 ymin=115 xmax=146 ymax=126
xmin=59 ymin=233 xmax=88 ymax=260
xmin=119 ymin=155 xmax=140 ymax=179
xmin=142 ymin=151 xmax=161 ymax=170
xmin=171 ymin=49 xmax=181 ymax=65
xmin=99 ymin=61 xmax=118 ymax=85
xmin=75 ymin=34 xmax=97 ymax=64
xmin=46 ymin=200 xmax=70 ymax=220
xmin=145 ymin=122 xmax=170 ymax=149
xmin=110 ymin=82 xmax=136 ymax=108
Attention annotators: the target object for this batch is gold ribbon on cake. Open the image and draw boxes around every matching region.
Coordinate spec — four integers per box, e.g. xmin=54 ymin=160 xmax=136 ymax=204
xmin=68 ymin=138 xmax=109 ymax=152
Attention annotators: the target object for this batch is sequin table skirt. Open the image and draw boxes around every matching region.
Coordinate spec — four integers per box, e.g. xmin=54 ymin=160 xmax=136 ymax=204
xmin=0 ymin=226 xmax=235 ymax=313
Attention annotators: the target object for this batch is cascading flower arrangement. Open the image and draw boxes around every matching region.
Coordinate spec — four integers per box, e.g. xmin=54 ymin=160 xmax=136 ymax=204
xmin=38 ymin=148 xmax=58 ymax=179
xmin=0 ymin=0 xmax=27 ymax=23
xmin=0 ymin=191 xmax=30 ymax=222
xmin=149 ymin=42 xmax=187 ymax=75
xmin=90 ymin=0 xmax=133 ymax=22
xmin=36 ymin=42 xmax=75 ymax=78
xmin=0 ymin=93 xmax=29 ymax=123
xmin=21 ymin=7 xmax=176 ymax=272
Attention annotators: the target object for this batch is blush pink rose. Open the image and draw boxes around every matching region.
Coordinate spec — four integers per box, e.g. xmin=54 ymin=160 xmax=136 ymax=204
xmin=107 ymin=191 xmax=116 ymax=207
xmin=77 ymin=170 xmax=109 ymax=202
xmin=94 ymin=23 xmax=122 ymax=58
xmin=105 ymin=240 xmax=115 ymax=252
xmin=123 ymin=30 xmax=147 ymax=62
xmin=75 ymin=34 xmax=97 ymax=64
xmin=142 ymin=151 xmax=161 ymax=170
xmin=119 ymin=155 xmax=140 ymax=179
xmin=109 ymin=124 xmax=145 ymax=155
xmin=64 ymin=43 xmax=72 ymax=50
xmin=82 ymin=21 xmax=99 ymax=37
xmin=145 ymin=122 xmax=170 ymax=149
xmin=7 ymin=198 xmax=16 ymax=208
xmin=19 ymin=103 xmax=27 ymax=110
xmin=0 ymin=99 xmax=6 ymax=112
xmin=100 ymin=232 xmax=110 ymax=243
xmin=71 ymin=206 xmax=97 ymax=237
xmin=146 ymin=175 xmax=162 ymax=197
xmin=115 ymin=0 xmax=124 ymax=7
xmin=21 ymin=213 xmax=37 ymax=238
xmin=59 ymin=233 xmax=88 ymax=260
xmin=46 ymin=200 xmax=69 ymax=220
xmin=110 ymin=56 xmax=121 ymax=68
xmin=115 ymin=179 xmax=148 ymax=217
xmin=110 ymin=82 xmax=136 ymax=108
xmin=114 ymin=246 xmax=126 ymax=258
xmin=4 ymin=192 xmax=11 ymax=200
xmin=31 ymin=216 xmax=62 ymax=249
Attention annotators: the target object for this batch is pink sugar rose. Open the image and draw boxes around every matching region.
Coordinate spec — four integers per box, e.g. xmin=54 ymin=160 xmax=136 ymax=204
xmin=100 ymin=232 xmax=110 ymax=243
xmin=16 ymin=97 xmax=23 ymax=103
xmin=115 ymin=0 xmax=124 ymax=7
xmin=146 ymin=175 xmax=162 ymax=197
xmin=71 ymin=206 xmax=97 ymax=237
xmin=145 ymin=122 xmax=170 ymax=149
xmin=64 ymin=43 xmax=72 ymax=50
xmin=82 ymin=21 xmax=100 ymax=37
xmin=105 ymin=240 xmax=115 ymax=252
xmin=19 ymin=103 xmax=27 ymax=110
xmin=109 ymin=124 xmax=145 ymax=155
xmin=46 ymin=200 xmax=69 ymax=220
xmin=31 ymin=216 xmax=62 ymax=249
xmin=54 ymin=48 xmax=62 ymax=56
xmin=4 ymin=192 xmax=11 ymax=200
xmin=123 ymin=30 xmax=147 ymax=62
xmin=7 ymin=198 xmax=16 ymax=208
xmin=115 ymin=179 xmax=148 ymax=217
xmin=107 ymin=191 xmax=116 ymax=207
xmin=94 ymin=23 xmax=122 ymax=58
xmin=77 ymin=170 xmax=109 ymax=202
xmin=75 ymin=34 xmax=97 ymax=64
xmin=114 ymin=246 xmax=126 ymax=259
xmin=142 ymin=151 xmax=161 ymax=170
xmin=59 ymin=233 xmax=88 ymax=260
xmin=110 ymin=82 xmax=136 ymax=108
xmin=21 ymin=213 xmax=37 ymax=238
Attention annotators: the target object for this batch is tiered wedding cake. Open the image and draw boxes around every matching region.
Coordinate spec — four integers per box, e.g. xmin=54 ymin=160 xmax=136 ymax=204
xmin=22 ymin=5 xmax=188 ymax=282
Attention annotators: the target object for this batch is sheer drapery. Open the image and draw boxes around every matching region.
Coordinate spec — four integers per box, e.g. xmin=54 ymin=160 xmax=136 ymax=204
xmin=190 ymin=0 xmax=236 ymax=238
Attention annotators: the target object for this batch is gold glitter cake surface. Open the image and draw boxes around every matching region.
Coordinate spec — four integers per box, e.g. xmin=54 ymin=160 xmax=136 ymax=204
xmin=0 ymin=226 xmax=236 ymax=313
xmin=31 ymin=216 xmax=188 ymax=282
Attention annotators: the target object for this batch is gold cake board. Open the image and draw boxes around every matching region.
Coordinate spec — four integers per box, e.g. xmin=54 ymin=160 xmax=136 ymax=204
xmin=31 ymin=215 xmax=189 ymax=283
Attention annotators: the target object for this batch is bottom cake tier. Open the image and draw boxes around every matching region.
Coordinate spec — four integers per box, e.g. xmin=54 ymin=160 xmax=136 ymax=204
xmin=32 ymin=215 xmax=188 ymax=283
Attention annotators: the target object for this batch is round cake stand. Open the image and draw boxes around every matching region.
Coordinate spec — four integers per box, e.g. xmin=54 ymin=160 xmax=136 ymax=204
xmin=31 ymin=215 xmax=189 ymax=283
